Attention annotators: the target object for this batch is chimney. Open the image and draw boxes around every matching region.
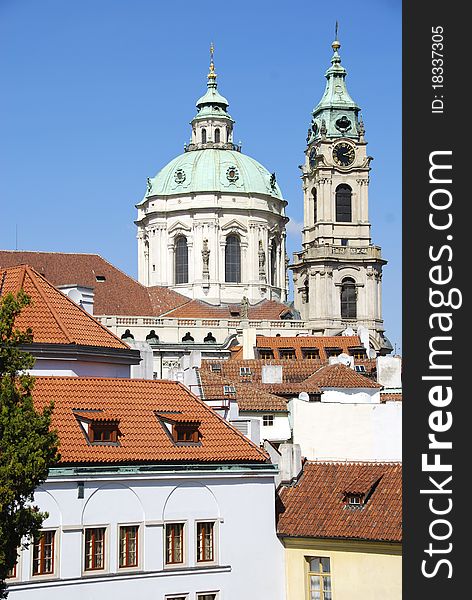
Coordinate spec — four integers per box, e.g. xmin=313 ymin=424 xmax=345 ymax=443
xmin=262 ymin=364 xmax=283 ymax=383
xmin=242 ymin=328 xmax=256 ymax=359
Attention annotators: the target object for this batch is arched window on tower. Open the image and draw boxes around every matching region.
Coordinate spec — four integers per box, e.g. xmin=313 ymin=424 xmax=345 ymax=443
xmin=341 ymin=277 xmax=357 ymax=319
xmin=226 ymin=126 xmax=230 ymax=142
xmin=335 ymin=184 xmax=352 ymax=222
xmin=214 ymin=128 xmax=220 ymax=143
xmin=270 ymin=242 xmax=277 ymax=286
xmin=174 ymin=236 xmax=188 ymax=284
xmin=225 ymin=235 xmax=241 ymax=283
xmin=313 ymin=188 xmax=317 ymax=223
xmin=201 ymin=128 xmax=207 ymax=144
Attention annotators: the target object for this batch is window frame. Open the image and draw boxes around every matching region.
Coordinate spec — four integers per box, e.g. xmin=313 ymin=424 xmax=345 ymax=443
xmin=118 ymin=523 xmax=140 ymax=570
xmin=340 ymin=277 xmax=357 ymax=319
xmin=306 ymin=555 xmax=333 ymax=600
xmin=195 ymin=521 xmax=216 ymax=564
xmin=335 ymin=184 xmax=352 ymax=222
xmin=83 ymin=526 xmax=107 ymax=573
xmin=224 ymin=234 xmax=241 ymax=283
xmin=174 ymin=236 xmax=189 ymax=285
xmin=31 ymin=530 xmax=56 ymax=578
xmin=165 ymin=522 xmax=186 ymax=567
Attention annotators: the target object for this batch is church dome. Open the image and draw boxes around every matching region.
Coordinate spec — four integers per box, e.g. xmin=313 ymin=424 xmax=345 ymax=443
xmin=148 ymin=149 xmax=283 ymax=199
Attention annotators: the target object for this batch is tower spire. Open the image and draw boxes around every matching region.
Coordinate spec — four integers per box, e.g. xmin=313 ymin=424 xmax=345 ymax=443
xmin=208 ymin=42 xmax=217 ymax=86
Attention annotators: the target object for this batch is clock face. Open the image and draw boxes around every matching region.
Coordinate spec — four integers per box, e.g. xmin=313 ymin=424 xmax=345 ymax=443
xmin=332 ymin=142 xmax=355 ymax=167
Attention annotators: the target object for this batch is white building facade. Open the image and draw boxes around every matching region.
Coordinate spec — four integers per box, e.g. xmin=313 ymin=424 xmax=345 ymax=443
xmin=8 ymin=465 xmax=284 ymax=600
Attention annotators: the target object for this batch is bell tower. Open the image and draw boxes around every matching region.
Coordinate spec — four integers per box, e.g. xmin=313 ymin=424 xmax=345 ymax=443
xmin=290 ymin=33 xmax=391 ymax=353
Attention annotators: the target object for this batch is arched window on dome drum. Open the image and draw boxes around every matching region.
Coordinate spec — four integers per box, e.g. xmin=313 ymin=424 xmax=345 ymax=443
xmin=214 ymin=128 xmax=220 ymax=143
xmin=336 ymin=184 xmax=352 ymax=222
xmin=270 ymin=242 xmax=277 ymax=287
xmin=312 ymin=188 xmax=317 ymax=223
xmin=225 ymin=235 xmax=241 ymax=283
xmin=341 ymin=277 xmax=357 ymax=319
xmin=174 ymin=237 xmax=188 ymax=284
xmin=201 ymin=128 xmax=207 ymax=144
xmin=226 ymin=126 xmax=230 ymax=142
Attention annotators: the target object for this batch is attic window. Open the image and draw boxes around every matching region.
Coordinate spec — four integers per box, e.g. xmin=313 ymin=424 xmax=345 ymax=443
xmin=302 ymin=347 xmax=320 ymax=359
xmin=344 ymin=493 xmax=364 ymax=508
xmin=90 ymin=421 xmax=120 ymax=444
xmin=210 ymin=363 xmax=222 ymax=372
xmin=223 ymin=385 xmax=236 ymax=395
xmin=258 ymin=348 xmax=274 ymax=359
xmin=354 ymin=364 xmax=367 ymax=373
xmin=95 ymin=275 xmax=106 ymax=282
xmin=240 ymin=367 xmax=252 ymax=376
xmin=279 ymin=347 xmax=296 ymax=360
xmin=350 ymin=347 xmax=367 ymax=359
xmin=325 ymin=347 xmax=342 ymax=357
xmin=230 ymin=309 xmax=240 ymax=317
xmin=172 ymin=423 xmax=200 ymax=444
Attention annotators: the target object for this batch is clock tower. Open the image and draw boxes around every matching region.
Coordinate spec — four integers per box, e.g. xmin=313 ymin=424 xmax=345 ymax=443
xmin=290 ymin=36 xmax=392 ymax=353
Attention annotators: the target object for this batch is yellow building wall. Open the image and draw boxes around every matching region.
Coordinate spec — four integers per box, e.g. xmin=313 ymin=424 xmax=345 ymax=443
xmin=283 ymin=537 xmax=402 ymax=600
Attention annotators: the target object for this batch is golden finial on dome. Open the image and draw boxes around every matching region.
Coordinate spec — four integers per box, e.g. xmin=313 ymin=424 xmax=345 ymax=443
xmin=208 ymin=42 xmax=217 ymax=80
xmin=332 ymin=21 xmax=341 ymax=50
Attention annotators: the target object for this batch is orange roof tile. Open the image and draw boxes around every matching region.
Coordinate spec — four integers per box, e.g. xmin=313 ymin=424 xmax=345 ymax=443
xmin=277 ymin=461 xmax=402 ymax=542
xmin=0 ymin=265 xmax=128 ymax=349
xmin=0 ymin=251 xmax=190 ymax=317
xmin=255 ymin=335 xmax=364 ymax=361
xmin=381 ymin=392 xmax=402 ymax=402
xmin=198 ymin=372 xmax=288 ymax=412
xmin=161 ymin=298 xmax=293 ymax=320
xmin=303 ymin=363 xmax=381 ymax=389
xmin=32 ymin=377 xmax=268 ymax=464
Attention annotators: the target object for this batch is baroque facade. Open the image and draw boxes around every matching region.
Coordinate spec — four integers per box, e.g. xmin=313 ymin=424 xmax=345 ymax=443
xmin=136 ymin=47 xmax=288 ymax=306
xmin=289 ymin=38 xmax=392 ymax=353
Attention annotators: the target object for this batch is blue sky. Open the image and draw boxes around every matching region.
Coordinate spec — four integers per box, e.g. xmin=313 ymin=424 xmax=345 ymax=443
xmin=0 ymin=0 xmax=401 ymax=350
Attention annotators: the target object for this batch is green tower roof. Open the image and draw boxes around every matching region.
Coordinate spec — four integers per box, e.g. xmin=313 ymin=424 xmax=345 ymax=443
xmin=307 ymin=38 xmax=363 ymax=143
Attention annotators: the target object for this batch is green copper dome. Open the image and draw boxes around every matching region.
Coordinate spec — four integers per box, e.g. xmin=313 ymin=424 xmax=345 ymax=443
xmin=146 ymin=149 xmax=283 ymax=199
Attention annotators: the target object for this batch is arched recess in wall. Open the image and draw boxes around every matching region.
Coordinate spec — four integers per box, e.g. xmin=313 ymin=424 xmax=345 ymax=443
xmin=35 ymin=487 xmax=62 ymax=528
xmin=81 ymin=483 xmax=145 ymax=526
xmin=162 ymin=482 xmax=220 ymax=522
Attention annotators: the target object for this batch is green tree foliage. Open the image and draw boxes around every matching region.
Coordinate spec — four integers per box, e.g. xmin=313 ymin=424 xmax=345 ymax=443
xmin=0 ymin=290 xmax=59 ymax=597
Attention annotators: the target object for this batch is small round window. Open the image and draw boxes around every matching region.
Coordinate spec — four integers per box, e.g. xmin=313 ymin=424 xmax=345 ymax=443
xmin=174 ymin=169 xmax=186 ymax=184
xmin=226 ymin=166 xmax=239 ymax=182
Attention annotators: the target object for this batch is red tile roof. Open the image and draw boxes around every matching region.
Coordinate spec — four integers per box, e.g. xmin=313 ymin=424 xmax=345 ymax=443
xmin=199 ymin=372 xmax=288 ymax=412
xmin=32 ymin=377 xmax=268 ymax=464
xmin=161 ymin=298 xmax=293 ymax=320
xmin=255 ymin=335 xmax=364 ymax=361
xmin=303 ymin=363 xmax=381 ymax=389
xmin=0 ymin=251 xmax=190 ymax=317
xmin=0 ymin=265 xmax=128 ymax=349
xmin=381 ymin=392 xmax=402 ymax=402
xmin=277 ymin=461 xmax=402 ymax=542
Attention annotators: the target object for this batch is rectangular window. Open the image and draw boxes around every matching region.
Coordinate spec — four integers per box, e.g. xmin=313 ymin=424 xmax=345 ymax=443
xmin=90 ymin=423 xmax=119 ymax=443
xmin=197 ymin=595 xmax=218 ymax=600
xmin=166 ymin=523 xmax=184 ymax=564
xmin=302 ymin=347 xmax=320 ymax=359
xmin=279 ymin=347 xmax=296 ymax=359
xmin=239 ymin=367 xmax=252 ymax=376
xmin=84 ymin=527 xmax=106 ymax=571
xmin=196 ymin=522 xmax=214 ymax=562
xmin=258 ymin=348 xmax=274 ymax=359
xmin=119 ymin=525 xmax=138 ymax=568
xmin=223 ymin=385 xmax=236 ymax=394
xmin=325 ymin=347 xmax=342 ymax=358
xmin=32 ymin=531 xmax=55 ymax=576
xmin=307 ymin=556 xmax=332 ymax=600
xmin=262 ymin=414 xmax=274 ymax=427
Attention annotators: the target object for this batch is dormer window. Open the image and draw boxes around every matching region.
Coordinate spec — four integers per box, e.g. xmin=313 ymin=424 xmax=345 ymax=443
xmin=302 ymin=347 xmax=320 ymax=360
xmin=74 ymin=410 xmax=120 ymax=445
xmin=240 ymin=367 xmax=252 ymax=376
xmin=172 ymin=422 xmax=201 ymax=444
xmin=258 ymin=348 xmax=274 ymax=359
xmin=344 ymin=493 xmax=364 ymax=508
xmin=279 ymin=347 xmax=296 ymax=360
xmin=223 ymin=385 xmax=236 ymax=395
xmin=210 ymin=363 xmax=222 ymax=372
xmin=325 ymin=347 xmax=342 ymax=358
